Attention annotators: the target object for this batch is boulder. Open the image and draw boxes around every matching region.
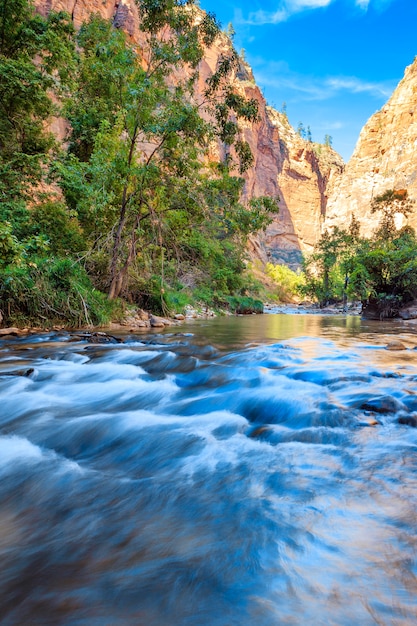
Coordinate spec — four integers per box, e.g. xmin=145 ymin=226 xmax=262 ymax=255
xmin=360 ymin=395 xmax=406 ymax=414
xmin=74 ymin=331 xmax=122 ymax=344
xmin=150 ymin=315 xmax=171 ymax=327
xmin=398 ymin=416 xmax=417 ymax=427
xmin=0 ymin=327 xmax=21 ymax=336
xmin=398 ymin=301 xmax=417 ymax=320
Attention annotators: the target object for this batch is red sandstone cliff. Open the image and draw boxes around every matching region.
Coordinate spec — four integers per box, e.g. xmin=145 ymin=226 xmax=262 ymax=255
xmin=35 ymin=0 xmax=344 ymax=267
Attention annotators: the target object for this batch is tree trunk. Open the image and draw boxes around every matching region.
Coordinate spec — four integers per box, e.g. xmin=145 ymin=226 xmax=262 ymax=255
xmin=108 ymin=127 xmax=138 ymax=299
xmin=108 ymin=218 xmax=140 ymax=300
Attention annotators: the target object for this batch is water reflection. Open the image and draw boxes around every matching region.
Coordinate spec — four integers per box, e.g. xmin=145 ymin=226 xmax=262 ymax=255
xmin=184 ymin=313 xmax=417 ymax=352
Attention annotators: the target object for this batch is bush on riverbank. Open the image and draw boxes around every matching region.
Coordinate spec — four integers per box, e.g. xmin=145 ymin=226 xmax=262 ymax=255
xmin=265 ymin=263 xmax=305 ymax=302
xmin=0 ymin=258 xmax=115 ymax=327
xmin=302 ymin=191 xmax=417 ymax=316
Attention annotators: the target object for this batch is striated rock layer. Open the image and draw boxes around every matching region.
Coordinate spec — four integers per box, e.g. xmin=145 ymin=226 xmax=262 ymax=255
xmin=325 ymin=57 xmax=417 ymax=235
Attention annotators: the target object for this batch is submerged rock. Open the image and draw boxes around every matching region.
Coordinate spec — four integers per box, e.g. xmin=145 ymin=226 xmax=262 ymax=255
xmin=360 ymin=395 xmax=406 ymax=414
xmin=0 ymin=368 xmax=35 ymax=377
xmin=398 ymin=416 xmax=417 ymax=427
xmin=73 ymin=332 xmax=122 ymax=344
xmin=385 ymin=340 xmax=407 ymax=351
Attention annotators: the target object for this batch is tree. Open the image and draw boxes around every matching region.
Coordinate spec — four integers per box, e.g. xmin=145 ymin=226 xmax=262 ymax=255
xmin=370 ymin=188 xmax=413 ymax=240
xmin=0 ymin=0 xmax=75 ymax=229
xmin=302 ymin=216 xmax=361 ymax=307
xmin=297 ymin=122 xmax=306 ymax=139
xmin=324 ymin=134 xmax=333 ymax=148
xmin=306 ymin=126 xmax=312 ymax=142
xmin=225 ymin=22 xmax=235 ymax=40
xmin=303 ymin=189 xmax=417 ymax=319
xmin=352 ymin=190 xmax=417 ymax=318
xmin=59 ymin=9 xmax=272 ymax=302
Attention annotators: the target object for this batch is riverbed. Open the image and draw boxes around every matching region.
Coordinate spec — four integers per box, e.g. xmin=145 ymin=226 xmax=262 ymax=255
xmin=1 ymin=314 xmax=417 ymax=625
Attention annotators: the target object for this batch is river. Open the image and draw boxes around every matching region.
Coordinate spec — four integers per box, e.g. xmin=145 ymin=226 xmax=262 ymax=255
xmin=1 ymin=314 xmax=417 ymax=625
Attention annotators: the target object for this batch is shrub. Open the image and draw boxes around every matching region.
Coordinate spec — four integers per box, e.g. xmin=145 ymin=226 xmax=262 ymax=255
xmin=0 ymin=257 xmax=114 ymax=327
xmin=265 ymin=263 xmax=305 ymax=301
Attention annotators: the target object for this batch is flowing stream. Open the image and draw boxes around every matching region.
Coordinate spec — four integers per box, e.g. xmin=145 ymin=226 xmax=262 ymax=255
xmin=1 ymin=314 xmax=417 ymax=625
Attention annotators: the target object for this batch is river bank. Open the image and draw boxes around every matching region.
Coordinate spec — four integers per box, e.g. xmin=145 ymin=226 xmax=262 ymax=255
xmin=2 ymin=298 xmax=417 ymax=339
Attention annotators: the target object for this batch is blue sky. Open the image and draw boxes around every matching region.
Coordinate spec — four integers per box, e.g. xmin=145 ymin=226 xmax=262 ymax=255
xmin=200 ymin=0 xmax=417 ymax=161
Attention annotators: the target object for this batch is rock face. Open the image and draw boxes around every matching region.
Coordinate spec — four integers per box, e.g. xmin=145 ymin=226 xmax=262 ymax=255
xmin=325 ymin=57 xmax=417 ymax=235
xmin=32 ymin=4 xmax=417 ymax=266
xmin=35 ymin=0 xmax=139 ymax=34
xmin=35 ymin=0 xmax=345 ymax=268
xmin=197 ymin=48 xmax=344 ymax=267
xmin=251 ymin=107 xmax=343 ymax=266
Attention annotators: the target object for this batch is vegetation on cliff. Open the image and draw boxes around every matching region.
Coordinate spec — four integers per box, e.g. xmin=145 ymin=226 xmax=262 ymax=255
xmin=0 ymin=0 xmax=276 ymax=326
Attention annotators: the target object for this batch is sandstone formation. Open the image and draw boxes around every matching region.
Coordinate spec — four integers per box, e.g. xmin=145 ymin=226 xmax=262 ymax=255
xmin=35 ymin=0 xmax=345 ymax=268
xmin=33 ymin=2 xmax=417 ymax=267
xmin=249 ymin=106 xmax=343 ymax=266
xmin=177 ymin=39 xmax=344 ymax=267
xmin=325 ymin=57 xmax=417 ymax=235
xmin=35 ymin=0 xmax=139 ymax=34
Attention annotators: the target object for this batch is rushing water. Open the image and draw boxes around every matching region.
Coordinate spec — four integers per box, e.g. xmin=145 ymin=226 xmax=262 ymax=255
xmin=1 ymin=314 xmax=417 ymax=625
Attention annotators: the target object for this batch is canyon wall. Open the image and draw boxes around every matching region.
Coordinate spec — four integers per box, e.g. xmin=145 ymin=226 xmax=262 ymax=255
xmin=36 ymin=0 xmax=139 ymax=34
xmin=35 ymin=0 xmax=344 ymax=268
xmin=325 ymin=57 xmax=417 ymax=235
xmin=34 ymin=2 xmax=417 ymax=265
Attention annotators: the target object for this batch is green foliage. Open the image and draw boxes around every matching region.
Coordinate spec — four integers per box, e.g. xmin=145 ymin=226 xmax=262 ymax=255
xmin=265 ymin=263 xmax=305 ymax=301
xmin=370 ymin=188 xmax=414 ymax=240
xmin=28 ymin=202 xmax=86 ymax=255
xmin=225 ymin=295 xmax=263 ymax=314
xmin=303 ymin=191 xmax=417 ymax=317
xmin=0 ymin=0 xmax=75 ymax=205
xmin=0 ymin=222 xmax=24 ymax=269
xmin=351 ymin=229 xmax=417 ymax=305
xmin=225 ymin=22 xmax=235 ymax=40
xmin=0 ymin=258 xmax=114 ymax=327
xmin=59 ymin=12 xmax=276 ymax=304
xmin=297 ymin=122 xmax=305 ymax=138
xmin=0 ymin=2 xmax=279 ymax=325
xmin=301 ymin=215 xmax=360 ymax=306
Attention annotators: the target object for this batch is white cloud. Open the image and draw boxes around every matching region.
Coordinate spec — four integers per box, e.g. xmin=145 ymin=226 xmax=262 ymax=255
xmin=245 ymin=0 xmax=333 ymax=25
xmin=325 ymin=76 xmax=394 ymax=98
xmin=251 ymin=61 xmax=396 ymax=101
xmin=356 ymin=0 xmax=395 ymax=11
xmin=240 ymin=0 xmax=394 ymax=25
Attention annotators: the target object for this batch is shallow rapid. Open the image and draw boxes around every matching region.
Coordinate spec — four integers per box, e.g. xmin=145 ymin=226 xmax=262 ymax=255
xmin=1 ymin=314 xmax=417 ymax=625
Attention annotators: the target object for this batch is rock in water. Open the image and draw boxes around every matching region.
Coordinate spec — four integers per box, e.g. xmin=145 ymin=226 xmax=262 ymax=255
xmin=150 ymin=315 xmax=171 ymax=327
xmin=385 ymin=340 xmax=407 ymax=351
xmin=73 ymin=332 xmax=122 ymax=344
